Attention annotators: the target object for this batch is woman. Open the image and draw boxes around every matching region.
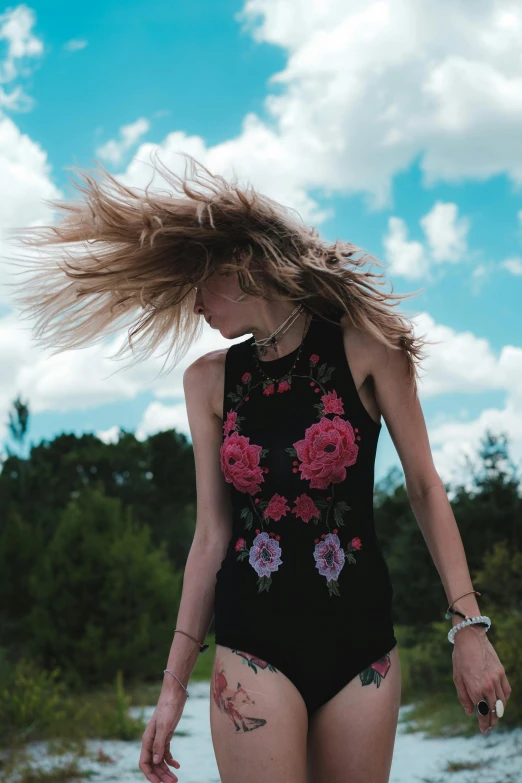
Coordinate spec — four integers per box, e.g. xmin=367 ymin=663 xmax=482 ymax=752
xmin=7 ymin=153 xmax=511 ymax=783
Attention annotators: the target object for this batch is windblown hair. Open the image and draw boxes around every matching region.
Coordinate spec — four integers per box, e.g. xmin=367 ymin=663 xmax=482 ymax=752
xmin=5 ymin=151 xmax=432 ymax=383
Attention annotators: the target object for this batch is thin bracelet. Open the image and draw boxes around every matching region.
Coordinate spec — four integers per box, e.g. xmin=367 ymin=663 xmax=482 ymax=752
xmin=173 ymin=629 xmax=209 ymax=653
xmin=164 ymin=669 xmax=190 ymax=697
xmin=445 ymin=589 xmax=481 ymax=619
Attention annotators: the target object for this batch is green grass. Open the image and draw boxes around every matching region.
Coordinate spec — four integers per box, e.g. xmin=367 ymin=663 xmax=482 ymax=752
xmin=0 ymin=635 xmax=218 ymax=783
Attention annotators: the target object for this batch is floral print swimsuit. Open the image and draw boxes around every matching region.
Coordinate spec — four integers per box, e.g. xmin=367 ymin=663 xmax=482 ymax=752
xmin=214 ymin=313 xmax=397 ymax=714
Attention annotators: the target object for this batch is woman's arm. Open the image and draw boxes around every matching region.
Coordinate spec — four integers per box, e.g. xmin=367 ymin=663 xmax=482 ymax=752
xmin=139 ymin=350 xmax=233 ymax=777
xmin=366 ymin=337 xmax=481 ymax=623
xmin=161 ymin=349 xmax=232 ymax=696
xmin=342 ymin=323 xmax=512 ymax=730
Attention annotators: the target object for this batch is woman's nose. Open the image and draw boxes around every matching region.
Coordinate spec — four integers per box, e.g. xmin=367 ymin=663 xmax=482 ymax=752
xmin=193 ymin=288 xmax=205 ymax=315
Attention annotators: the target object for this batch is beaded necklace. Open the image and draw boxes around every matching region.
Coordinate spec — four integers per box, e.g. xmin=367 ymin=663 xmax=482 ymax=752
xmin=250 ymin=311 xmax=312 ymax=384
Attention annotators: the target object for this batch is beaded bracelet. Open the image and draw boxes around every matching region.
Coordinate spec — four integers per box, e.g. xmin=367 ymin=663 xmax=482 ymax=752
xmin=447 ymin=615 xmax=491 ymax=644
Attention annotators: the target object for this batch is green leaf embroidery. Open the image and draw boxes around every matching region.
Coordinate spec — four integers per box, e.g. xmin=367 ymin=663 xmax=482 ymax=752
xmin=314 ymin=497 xmax=330 ymax=509
xmin=333 ymin=507 xmax=345 ymax=527
xmin=327 ymin=578 xmax=340 ymax=597
xmin=333 ymin=500 xmax=351 ymax=526
xmin=237 ymin=549 xmax=249 ymax=561
xmin=345 ymin=552 xmax=356 ymax=564
xmin=285 ymin=446 xmax=297 ymax=458
xmin=257 ymin=575 xmax=272 ymax=593
xmin=240 ymin=507 xmax=254 ymax=530
xmin=316 ymin=362 xmax=328 ymax=379
xmin=320 ymin=366 xmax=336 ymax=383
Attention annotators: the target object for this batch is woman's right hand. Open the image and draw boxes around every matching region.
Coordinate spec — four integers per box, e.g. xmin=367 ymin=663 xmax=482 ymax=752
xmin=138 ymin=688 xmax=187 ymax=783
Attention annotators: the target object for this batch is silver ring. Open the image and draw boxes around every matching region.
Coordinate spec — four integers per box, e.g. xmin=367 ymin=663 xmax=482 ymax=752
xmin=476 ymin=699 xmax=490 ymax=716
xmin=476 ymin=698 xmax=504 ymax=718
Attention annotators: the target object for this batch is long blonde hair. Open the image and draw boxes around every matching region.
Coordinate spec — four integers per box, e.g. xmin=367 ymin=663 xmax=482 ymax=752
xmin=5 ymin=151 xmax=432 ymax=383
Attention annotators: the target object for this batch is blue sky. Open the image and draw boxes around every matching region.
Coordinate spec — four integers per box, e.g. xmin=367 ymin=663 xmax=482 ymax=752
xmin=1 ymin=1 xmax=521 ymax=488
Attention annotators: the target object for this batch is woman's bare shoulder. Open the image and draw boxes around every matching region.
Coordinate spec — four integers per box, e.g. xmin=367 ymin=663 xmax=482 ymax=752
xmin=183 ymin=347 xmax=228 ymax=420
xmin=338 ymin=313 xmax=382 ymax=377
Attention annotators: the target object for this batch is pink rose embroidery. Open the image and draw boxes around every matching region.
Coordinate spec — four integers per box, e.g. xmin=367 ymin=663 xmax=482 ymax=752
xmin=351 ymin=536 xmax=362 ymax=550
xmin=264 ymin=493 xmax=290 ymax=521
xmin=291 ymin=493 xmax=320 ymax=524
xmin=223 ymin=410 xmax=238 ymax=436
xmin=241 ymin=372 xmax=251 ymax=384
xmin=293 ymin=415 xmax=359 ymax=489
xmin=277 ymin=379 xmax=291 ymax=393
xmin=310 ymin=354 xmax=320 ymax=365
xmin=235 ymin=537 xmax=246 ymax=551
xmin=321 ymin=389 xmax=344 ymax=415
xmin=262 ymin=383 xmax=276 ymax=396
xmin=220 ymin=431 xmax=264 ymax=494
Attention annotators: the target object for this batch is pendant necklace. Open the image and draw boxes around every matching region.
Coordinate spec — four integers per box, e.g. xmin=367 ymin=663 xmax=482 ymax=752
xmin=251 ymin=311 xmax=312 ymax=390
xmin=253 ymin=303 xmax=304 ymax=356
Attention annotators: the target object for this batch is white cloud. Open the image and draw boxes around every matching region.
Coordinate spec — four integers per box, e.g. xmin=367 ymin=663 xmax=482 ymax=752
xmin=0 ymin=115 xmax=63 ymax=304
xmin=96 ymin=425 xmax=122 ymax=445
xmin=501 ymin=257 xmax=522 ymax=276
xmin=383 ymin=200 xmax=469 ymax=280
xmin=382 ymin=216 xmax=429 ymax=281
xmin=0 ymin=5 xmax=44 ymax=111
xmin=96 ymin=118 xmax=151 ymax=165
xmin=225 ymin=0 xmax=522 ymax=211
xmin=414 ymin=312 xmax=520 ymax=397
xmin=0 ymin=308 xmax=240 ymax=444
xmin=135 ymin=401 xmax=191 ymax=441
xmin=0 ymin=314 xmax=221 ymax=409
xmin=107 ymin=0 xmax=522 ymax=223
xmin=412 ymin=312 xmax=522 ymax=488
xmin=64 ymin=39 xmax=88 ymax=52
xmin=420 ymin=201 xmax=470 ymax=264
xmin=429 ymin=402 xmax=522 ymax=491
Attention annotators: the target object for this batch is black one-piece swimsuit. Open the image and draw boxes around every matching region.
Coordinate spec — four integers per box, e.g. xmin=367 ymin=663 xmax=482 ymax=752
xmin=214 ymin=311 xmax=397 ymax=715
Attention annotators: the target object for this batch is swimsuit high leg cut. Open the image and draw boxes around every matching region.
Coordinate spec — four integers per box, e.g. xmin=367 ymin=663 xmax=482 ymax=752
xmin=214 ymin=312 xmax=397 ymax=715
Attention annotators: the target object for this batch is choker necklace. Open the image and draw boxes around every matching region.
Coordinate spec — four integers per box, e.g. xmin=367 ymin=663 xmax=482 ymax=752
xmin=252 ymin=304 xmax=304 ymax=357
xmin=251 ymin=311 xmax=312 ymax=387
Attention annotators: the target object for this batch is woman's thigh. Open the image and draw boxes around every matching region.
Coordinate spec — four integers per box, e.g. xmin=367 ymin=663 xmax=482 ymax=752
xmin=306 ymin=643 xmax=401 ymax=783
xmin=210 ymin=644 xmax=309 ymax=783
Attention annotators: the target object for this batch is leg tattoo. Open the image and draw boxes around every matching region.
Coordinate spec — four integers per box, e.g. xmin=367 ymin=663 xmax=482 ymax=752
xmin=359 ymin=652 xmax=392 ymax=688
xmin=231 ymin=649 xmax=278 ymax=674
xmin=212 ymin=656 xmax=267 ymax=732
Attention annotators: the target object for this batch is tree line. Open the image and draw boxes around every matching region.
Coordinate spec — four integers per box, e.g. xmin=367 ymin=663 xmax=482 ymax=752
xmin=0 ymin=396 xmax=520 ymax=720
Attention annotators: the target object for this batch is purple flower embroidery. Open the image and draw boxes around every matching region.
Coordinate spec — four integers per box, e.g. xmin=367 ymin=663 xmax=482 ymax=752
xmin=314 ymin=533 xmax=345 ymax=595
xmin=249 ymin=532 xmax=283 ymax=578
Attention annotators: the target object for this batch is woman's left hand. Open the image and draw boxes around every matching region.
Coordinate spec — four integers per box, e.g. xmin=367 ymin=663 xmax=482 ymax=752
xmin=452 ymin=625 xmax=512 ymax=733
